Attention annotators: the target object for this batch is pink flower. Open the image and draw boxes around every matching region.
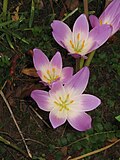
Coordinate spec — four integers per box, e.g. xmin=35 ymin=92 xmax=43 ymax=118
xmin=89 ymin=0 xmax=120 ymax=36
xmin=31 ymin=67 xmax=101 ymax=131
xmin=33 ymin=48 xmax=73 ymax=86
xmin=51 ymin=14 xmax=112 ymax=58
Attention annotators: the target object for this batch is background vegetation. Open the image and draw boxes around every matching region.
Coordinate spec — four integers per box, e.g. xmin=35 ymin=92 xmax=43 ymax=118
xmin=0 ymin=0 xmax=120 ymax=159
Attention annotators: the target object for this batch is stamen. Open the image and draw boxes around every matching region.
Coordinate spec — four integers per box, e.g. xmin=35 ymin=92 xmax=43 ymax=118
xmin=99 ymin=19 xmax=102 ymax=25
xmin=47 ymin=69 xmax=50 ymax=75
xmin=65 ymin=94 xmax=69 ymax=102
xmin=66 ymin=100 xmax=74 ymax=105
xmin=43 ymin=75 xmax=50 ymax=81
xmin=81 ymin=40 xmax=85 ymax=49
xmin=77 ymin=33 xmax=80 ymax=40
xmin=43 ymin=75 xmax=51 ymax=84
xmin=54 ymin=94 xmax=73 ymax=111
xmin=70 ymin=40 xmax=75 ymax=49
xmin=52 ymin=68 xmax=55 ymax=73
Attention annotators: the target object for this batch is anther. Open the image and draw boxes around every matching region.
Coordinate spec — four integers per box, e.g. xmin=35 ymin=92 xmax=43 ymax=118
xmin=77 ymin=33 xmax=80 ymax=40
xmin=70 ymin=40 xmax=75 ymax=49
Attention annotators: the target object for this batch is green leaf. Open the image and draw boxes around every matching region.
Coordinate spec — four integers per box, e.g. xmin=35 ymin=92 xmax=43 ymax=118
xmin=115 ymin=115 xmax=120 ymax=122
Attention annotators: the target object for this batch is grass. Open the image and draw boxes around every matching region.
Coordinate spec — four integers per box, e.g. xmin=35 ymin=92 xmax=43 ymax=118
xmin=0 ymin=0 xmax=120 ymax=160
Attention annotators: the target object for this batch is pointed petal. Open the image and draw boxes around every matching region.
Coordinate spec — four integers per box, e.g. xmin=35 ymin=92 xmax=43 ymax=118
xmin=65 ymin=67 xmax=89 ymax=94
xmin=83 ymin=42 xmax=98 ymax=55
xmin=79 ymin=94 xmax=101 ymax=111
xmin=49 ymin=81 xmax=65 ymax=97
xmin=61 ymin=67 xmax=73 ymax=84
xmin=50 ymin=51 xmax=62 ymax=69
xmin=31 ymin=90 xmax=52 ymax=111
xmin=111 ymin=13 xmax=120 ymax=35
xmin=88 ymin=24 xmax=112 ymax=50
xmin=100 ymin=0 xmax=120 ymax=23
xmin=89 ymin=15 xmax=99 ymax=28
xmin=49 ymin=108 xmax=67 ymax=128
xmin=51 ymin=20 xmax=71 ymax=48
xmin=73 ymin=14 xmax=89 ymax=40
xmin=33 ymin=48 xmax=49 ymax=70
xmin=68 ymin=111 xmax=92 ymax=131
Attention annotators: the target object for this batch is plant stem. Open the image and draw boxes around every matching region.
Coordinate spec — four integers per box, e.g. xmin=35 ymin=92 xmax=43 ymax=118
xmin=62 ymin=7 xmax=78 ymax=22
xmin=2 ymin=0 xmax=8 ymax=20
xmin=84 ymin=50 xmax=95 ymax=66
xmin=0 ymin=136 xmax=31 ymax=160
xmin=80 ymin=57 xmax=85 ymax=69
xmin=29 ymin=0 xmax=35 ymax=28
xmin=83 ymin=0 xmax=89 ymax=18
xmin=70 ymin=139 xmax=120 ymax=160
xmin=75 ymin=0 xmax=88 ymax=71
xmin=76 ymin=58 xmax=80 ymax=72
xmin=0 ymin=90 xmax=32 ymax=158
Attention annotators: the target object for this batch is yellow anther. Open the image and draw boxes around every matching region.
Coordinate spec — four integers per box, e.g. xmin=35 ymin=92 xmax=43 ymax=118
xmin=77 ymin=33 xmax=80 ymax=40
xmin=44 ymin=75 xmax=48 ymax=80
xmin=66 ymin=94 xmax=69 ymax=99
xmin=54 ymin=101 xmax=60 ymax=106
xmin=70 ymin=100 xmax=74 ymax=104
xmin=52 ymin=68 xmax=55 ymax=73
xmin=81 ymin=40 xmax=85 ymax=49
xmin=55 ymin=75 xmax=59 ymax=79
xmin=54 ymin=94 xmax=73 ymax=111
xmin=59 ymin=96 xmax=62 ymax=100
xmin=47 ymin=70 xmax=49 ymax=74
xmin=99 ymin=19 xmax=102 ymax=25
xmin=70 ymin=40 xmax=75 ymax=49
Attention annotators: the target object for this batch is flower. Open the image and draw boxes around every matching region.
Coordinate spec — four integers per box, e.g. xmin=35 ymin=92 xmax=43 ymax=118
xmin=33 ymin=48 xmax=73 ymax=86
xmin=89 ymin=0 xmax=120 ymax=36
xmin=51 ymin=14 xmax=112 ymax=58
xmin=31 ymin=67 xmax=101 ymax=131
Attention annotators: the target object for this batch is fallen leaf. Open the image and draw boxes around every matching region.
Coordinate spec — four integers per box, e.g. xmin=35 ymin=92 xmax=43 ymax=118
xmin=12 ymin=5 xmax=20 ymax=21
xmin=61 ymin=146 xmax=68 ymax=156
xmin=107 ymin=138 xmax=118 ymax=143
xmin=21 ymin=68 xmax=39 ymax=77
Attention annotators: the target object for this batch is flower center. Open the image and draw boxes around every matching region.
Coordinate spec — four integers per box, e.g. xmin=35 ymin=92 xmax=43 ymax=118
xmin=69 ymin=33 xmax=85 ymax=53
xmin=43 ymin=68 xmax=59 ymax=84
xmin=54 ymin=94 xmax=74 ymax=111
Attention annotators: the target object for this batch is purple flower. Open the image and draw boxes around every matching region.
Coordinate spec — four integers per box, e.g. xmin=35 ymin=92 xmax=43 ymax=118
xmin=33 ymin=48 xmax=73 ymax=86
xmin=31 ymin=67 xmax=101 ymax=131
xmin=89 ymin=0 xmax=120 ymax=36
xmin=51 ymin=14 xmax=112 ymax=58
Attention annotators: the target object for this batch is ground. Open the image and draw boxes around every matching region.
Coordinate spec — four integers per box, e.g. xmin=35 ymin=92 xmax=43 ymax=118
xmin=0 ymin=0 xmax=120 ymax=160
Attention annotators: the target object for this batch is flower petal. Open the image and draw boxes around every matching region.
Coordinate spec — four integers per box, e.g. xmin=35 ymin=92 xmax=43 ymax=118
xmin=73 ymin=14 xmax=89 ymax=40
xmin=61 ymin=67 xmax=73 ymax=84
xmin=51 ymin=20 xmax=71 ymax=48
xmin=111 ymin=13 xmax=120 ymax=35
xmin=68 ymin=111 xmax=92 ymax=131
xmin=49 ymin=81 xmax=65 ymax=97
xmin=83 ymin=42 xmax=98 ymax=55
xmin=88 ymin=24 xmax=112 ymax=50
xmin=33 ymin=48 xmax=49 ymax=70
xmin=50 ymin=51 xmax=62 ymax=69
xmin=89 ymin=15 xmax=99 ymax=28
xmin=79 ymin=94 xmax=101 ymax=111
xmin=65 ymin=67 xmax=89 ymax=94
xmin=49 ymin=107 xmax=67 ymax=128
xmin=100 ymin=0 xmax=120 ymax=23
xmin=31 ymin=90 xmax=52 ymax=111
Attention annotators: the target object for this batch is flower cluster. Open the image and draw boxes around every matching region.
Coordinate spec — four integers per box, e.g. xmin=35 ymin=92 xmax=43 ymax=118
xmin=31 ymin=0 xmax=120 ymax=131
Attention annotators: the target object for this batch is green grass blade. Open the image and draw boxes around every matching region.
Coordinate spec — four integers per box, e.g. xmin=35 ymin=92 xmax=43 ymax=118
xmin=29 ymin=0 xmax=35 ymax=28
xmin=0 ymin=20 xmax=13 ymax=27
xmin=6 ymin=34 xmax=15 ymax=49
xmin=2 ymin=0 xmax=8 ymax=20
